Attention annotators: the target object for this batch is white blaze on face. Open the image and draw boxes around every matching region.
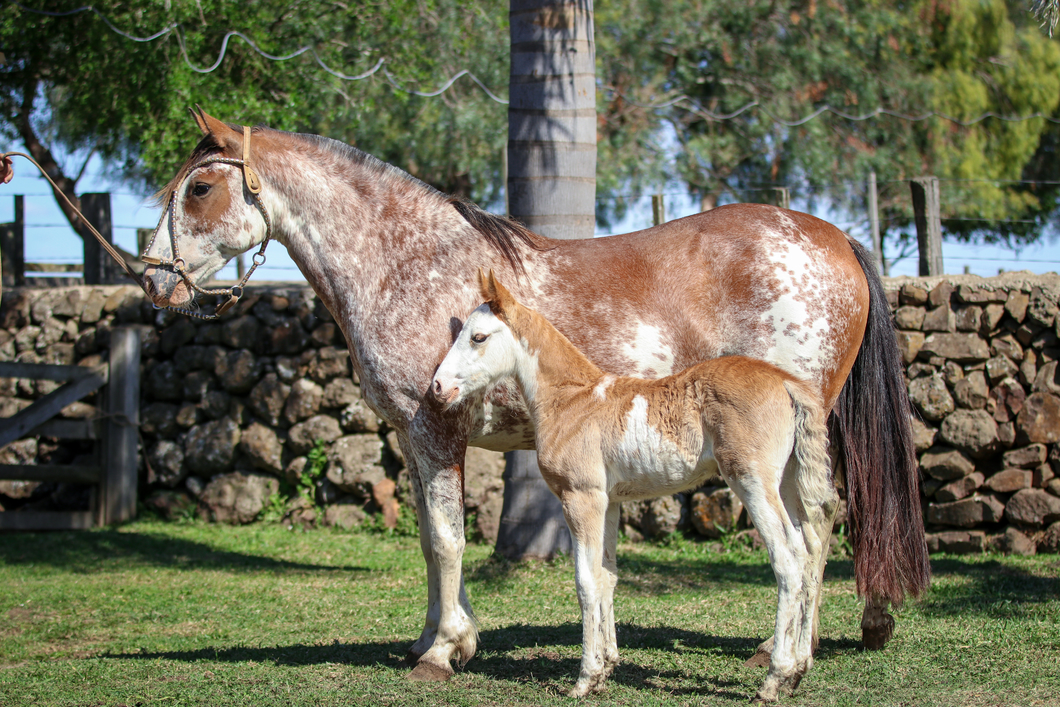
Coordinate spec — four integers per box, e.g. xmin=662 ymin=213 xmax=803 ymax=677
xmin=620 ymin=323 xmax=674 ymax=379
xmin=434 ymin=304 xmax=525 ymax=405
xmin=758 ymin=237 xmax=837 ymax=382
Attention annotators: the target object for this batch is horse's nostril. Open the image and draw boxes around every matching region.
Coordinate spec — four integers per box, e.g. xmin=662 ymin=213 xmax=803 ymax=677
xmin=432 ymin=379 xmax=442 ymax=396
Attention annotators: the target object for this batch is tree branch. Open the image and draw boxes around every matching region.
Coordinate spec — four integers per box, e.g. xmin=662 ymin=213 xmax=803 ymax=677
xmin=16 ymin=78 xmax=86 ymax=238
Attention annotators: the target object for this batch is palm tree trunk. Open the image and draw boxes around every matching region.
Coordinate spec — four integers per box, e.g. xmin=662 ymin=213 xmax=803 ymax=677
xmin=497 ymin=0 xmax=596 ymax=560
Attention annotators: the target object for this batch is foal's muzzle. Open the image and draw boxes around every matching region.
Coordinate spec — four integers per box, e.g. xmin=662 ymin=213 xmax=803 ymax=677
xmin=430 ymin=378 xmax=460 ymax=407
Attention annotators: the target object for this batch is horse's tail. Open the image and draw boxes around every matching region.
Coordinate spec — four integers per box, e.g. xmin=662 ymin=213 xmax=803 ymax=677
xmin=832 ymin=239 xmax=930 ymax=606
xmin=783 ymin=380 xmax=834 ymax=520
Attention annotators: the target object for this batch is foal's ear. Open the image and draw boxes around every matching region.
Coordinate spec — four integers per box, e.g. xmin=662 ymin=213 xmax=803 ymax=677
xmin=486 ymin=270 xmax=517 ymax=313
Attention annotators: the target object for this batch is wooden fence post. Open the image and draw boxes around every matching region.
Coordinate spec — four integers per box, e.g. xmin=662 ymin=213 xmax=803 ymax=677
xmin=774 ymin=187 xmax=790 ymax=210
xmin=1 ymin=194 xmax=24 ymax=286
xmin=652 ymin=194 xmax=666 ymax=226
xmin=910 ymin=177 xmax=944 ymax=276
xmin=101 ymin=326 xmax=141 ymax=524
xmin=81 ymin=192 xmax=119 ymax=285
xmin=868 ymin=172 xmax=883 ymax=274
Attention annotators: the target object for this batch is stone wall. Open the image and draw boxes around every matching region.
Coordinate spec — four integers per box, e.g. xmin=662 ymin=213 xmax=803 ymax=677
xmin=0 ymin=285 xmax=505 ymax=541
xmin=0 ymin=274 xmax=1058 ymax=554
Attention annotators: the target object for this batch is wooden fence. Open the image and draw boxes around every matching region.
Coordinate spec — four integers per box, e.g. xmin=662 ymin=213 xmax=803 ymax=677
xmin=0 ymin=193 xmax=146 ymax=287
xmin=0 ymin=327 xmax=141 ymax=529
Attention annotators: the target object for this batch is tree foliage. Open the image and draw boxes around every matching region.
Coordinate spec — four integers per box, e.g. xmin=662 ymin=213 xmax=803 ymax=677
xmin=3 ymin=0 xmax=1060 ymax=255
xmin=594 ymin=0 xmax=1060 ymax=253
xmin=0 ymin=0 xmax=509 ymax=237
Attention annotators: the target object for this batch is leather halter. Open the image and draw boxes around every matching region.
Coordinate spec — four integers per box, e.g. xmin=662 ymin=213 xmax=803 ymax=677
xmin=141 ymin=125 xmax=271 ymax=320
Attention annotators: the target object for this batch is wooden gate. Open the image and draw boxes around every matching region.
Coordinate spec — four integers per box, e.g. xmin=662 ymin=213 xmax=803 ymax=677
xmin=0 ymin=327 xmax=141 ymax=529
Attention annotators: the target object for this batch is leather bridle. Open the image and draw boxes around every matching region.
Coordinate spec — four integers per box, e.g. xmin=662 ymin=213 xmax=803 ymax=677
xmin=141 ymin=125 xmax=272 ymax=320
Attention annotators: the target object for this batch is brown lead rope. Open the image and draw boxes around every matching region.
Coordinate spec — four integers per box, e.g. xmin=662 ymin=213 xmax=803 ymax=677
xmin=2 ymin=125 xmax=271 ymax=320
xmin=0 ymin=150 xmax=150 ymax=290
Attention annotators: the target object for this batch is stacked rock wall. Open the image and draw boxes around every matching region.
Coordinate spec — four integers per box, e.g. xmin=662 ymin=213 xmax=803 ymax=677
xmin=0 ymin=285 xmax=505 ymax=541
xmin=1 ymin=274 xmax=1058 ymax=554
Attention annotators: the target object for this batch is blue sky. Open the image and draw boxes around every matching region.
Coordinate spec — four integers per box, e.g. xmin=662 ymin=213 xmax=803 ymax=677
xmin=2 ymin=151 xmax=1059 ymax=282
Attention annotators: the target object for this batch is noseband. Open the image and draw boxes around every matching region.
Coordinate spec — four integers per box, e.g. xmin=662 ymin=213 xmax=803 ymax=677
xmin=141 ymin=126 xmax=272 ymax=320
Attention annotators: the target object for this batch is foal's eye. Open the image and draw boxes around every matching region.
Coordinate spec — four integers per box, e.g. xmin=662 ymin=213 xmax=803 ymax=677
xmin=192 ymin=183 xmax=211 ymax=197
xmin=470 ymin=333 xmax=488 ymax=344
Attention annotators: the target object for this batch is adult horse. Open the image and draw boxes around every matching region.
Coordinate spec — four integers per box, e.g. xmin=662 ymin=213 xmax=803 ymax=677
xmin=141 ymin=111 xmax=929 ymax=679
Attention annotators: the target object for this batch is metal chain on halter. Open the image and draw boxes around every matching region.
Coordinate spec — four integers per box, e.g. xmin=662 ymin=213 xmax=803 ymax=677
xmin=140 ymin=126 xmax=272 ymax=320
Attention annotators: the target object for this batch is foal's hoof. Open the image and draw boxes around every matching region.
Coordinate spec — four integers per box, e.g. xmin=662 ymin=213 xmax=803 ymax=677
xmin=407 ymin=660 xmax=453 ymax=682
xmin=861 ymin=613 xmax=895 ymax=651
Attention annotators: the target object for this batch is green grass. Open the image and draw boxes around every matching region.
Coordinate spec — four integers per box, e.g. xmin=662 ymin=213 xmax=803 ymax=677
xmin=1 ymin=520 xmax=1058 ymax=706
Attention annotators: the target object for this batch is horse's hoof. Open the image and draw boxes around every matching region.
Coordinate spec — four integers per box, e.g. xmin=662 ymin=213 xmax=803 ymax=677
xmin=407 ymin=660 xmax=453 ymax=682
xmin=745 ymin=649 xmax=772 ymax=668
xmin=405 ymin=649 xmax=423 ymax=667
xmin=861 ymin=614 xmax=895 ymax=651
xmin=568 ymin=684 xmax=591 ymax=698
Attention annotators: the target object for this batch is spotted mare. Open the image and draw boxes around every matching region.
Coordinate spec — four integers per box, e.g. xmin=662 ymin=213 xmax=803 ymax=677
xmin=140 ymin=111 xmax=929 ymax=681
xmin=432 ymin=271 xmax=837 ymax=700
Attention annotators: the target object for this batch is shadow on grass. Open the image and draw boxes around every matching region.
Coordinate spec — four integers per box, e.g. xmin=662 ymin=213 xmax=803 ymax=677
xmin=110 ymin=622 xmax=861 ymax=699
xmin=919 ymin=556 xmax=1060 ymax=618
xmin=0 ymin=528 xmax=366 ymax=574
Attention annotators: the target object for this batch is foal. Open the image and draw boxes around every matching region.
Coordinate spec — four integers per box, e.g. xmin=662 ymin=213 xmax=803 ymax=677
xmin=431 ymin=271 xmax=839 ymax=701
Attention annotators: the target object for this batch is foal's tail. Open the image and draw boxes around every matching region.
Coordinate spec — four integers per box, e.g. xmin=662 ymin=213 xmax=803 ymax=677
xmin=783 ymin=381 xmax=834 ymax=518
xmin=832 ymin=238 xmax=930 ymax=606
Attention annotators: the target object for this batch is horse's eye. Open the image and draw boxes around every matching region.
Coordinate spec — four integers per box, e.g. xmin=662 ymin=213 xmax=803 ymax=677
xmin=471 ymin=333 xmax=488 ymax=344
xmin=192 ymin=183 xmax=211 ymax=197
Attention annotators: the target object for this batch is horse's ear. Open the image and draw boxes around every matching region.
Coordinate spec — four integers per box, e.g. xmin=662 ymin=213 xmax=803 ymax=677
xmin=190 ymin=105 xmax=210 ymax=135
xmin=190 ymin=107 xmax=241 ymax=147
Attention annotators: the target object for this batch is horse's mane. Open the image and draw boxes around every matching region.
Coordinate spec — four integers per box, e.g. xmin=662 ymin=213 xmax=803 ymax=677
xmin=448 ymin=198 xmax=552 ymax=273
xmin=302 ymin=133 xmax=553 ymax=273
xmin=154 ymin=125 xmax=552 ymax=272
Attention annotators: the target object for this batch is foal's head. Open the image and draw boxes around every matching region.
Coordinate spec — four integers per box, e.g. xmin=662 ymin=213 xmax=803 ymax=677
xmin=431 ymin=270 xmax=528 ymax=408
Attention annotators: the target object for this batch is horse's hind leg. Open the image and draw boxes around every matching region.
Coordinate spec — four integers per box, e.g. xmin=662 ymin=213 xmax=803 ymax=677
xmin=861 ymin=597 xmax=895 ymax=650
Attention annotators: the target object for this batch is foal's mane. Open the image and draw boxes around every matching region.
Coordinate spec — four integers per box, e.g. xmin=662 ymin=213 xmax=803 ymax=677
xmin=153 ymin=123 xmax=550 ymax=273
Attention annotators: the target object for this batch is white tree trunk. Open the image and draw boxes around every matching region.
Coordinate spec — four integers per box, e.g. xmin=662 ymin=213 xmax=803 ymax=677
xmin=497 ymin=0 xmax=596 ymax=560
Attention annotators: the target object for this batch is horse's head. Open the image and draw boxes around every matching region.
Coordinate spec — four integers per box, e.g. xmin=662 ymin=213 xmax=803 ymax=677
xmin=431 ymin=270 xmax=523 ymax=408
xmin=141 ymin=108 xmax=270 ymax=310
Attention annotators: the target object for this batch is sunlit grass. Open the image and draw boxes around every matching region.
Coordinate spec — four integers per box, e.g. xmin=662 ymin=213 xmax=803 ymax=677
xmin=1 ymin=519 xmax=1057 ymax=706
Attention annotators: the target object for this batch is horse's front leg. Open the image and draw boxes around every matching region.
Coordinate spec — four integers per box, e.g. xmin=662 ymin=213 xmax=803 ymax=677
xmin=404 ymin=419 xmax=478 ymax=681
xmin=397 ymin=433 xmax=440 ymax=664
xmin=560 ymin=487 xmax=611 ymax=698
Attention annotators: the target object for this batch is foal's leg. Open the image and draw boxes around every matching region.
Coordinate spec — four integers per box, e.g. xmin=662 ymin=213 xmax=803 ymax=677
xmin=723 ymin=467 xmax=808 ymax=703
xmin=561 ymin=487 xmax=613 ymax=697
xmin=405 ymin=419 xmax=478 ymax=681
xmin=601 ymin=501 xmax=622 ymax=675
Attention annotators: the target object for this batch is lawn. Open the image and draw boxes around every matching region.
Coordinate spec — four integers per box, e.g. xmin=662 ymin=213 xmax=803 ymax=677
xmin=1 ymin=519 xmax=1058 ymax=706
